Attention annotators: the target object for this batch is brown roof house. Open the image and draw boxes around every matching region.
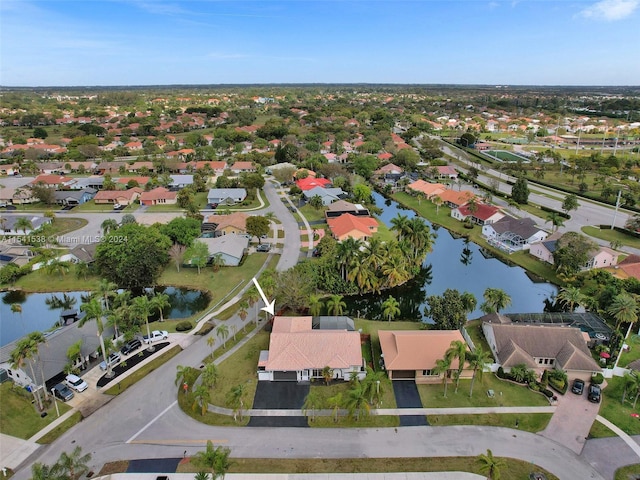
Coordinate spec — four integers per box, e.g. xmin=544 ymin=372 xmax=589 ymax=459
xmin=258 ymin=316 xmax=365 ymax=382
xmin=202 ymin=212 xmax=249 ymax=236
xmin=379 ymin=330 xmax=472 ymax=384
xmin=482 ymin=322 xmax=600 ymax=380
xmin=94 ymin=187 xmax=143 ymax=205
xmin=327 ymin=213 xmax=379 ymax=242
xmin=140 ymin=187 xmax=177 ymax=206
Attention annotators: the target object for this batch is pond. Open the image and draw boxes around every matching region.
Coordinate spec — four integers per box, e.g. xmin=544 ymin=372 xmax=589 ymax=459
xmin=0 ymin=286 xmax=211 ymax=347
xmin=344 ymin=192 xmax=558 ymax=322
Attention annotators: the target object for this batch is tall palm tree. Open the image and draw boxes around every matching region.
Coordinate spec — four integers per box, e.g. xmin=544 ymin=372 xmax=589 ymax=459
xmin=445 ymin=340 xmax=468 ymax=393
xmin=607 ymin=292 xmax=639 ymax=334
xmin=432 ymin=195 xmax=443 ymax=215
xmin=345 ymin=381 xmax=370 ymax=421
xmin=390 ymin=214 xmax=410 ymax=241
xmin=10 ymin=336 xmax=44 ymax=410
xmin=477 ymin=448 xmax=507 ymax=480
xmin=216 ymin=324 xmax=230 ymax=349
xmin=101 ymin=218 xmax=118 ymax=235
xmin=482 ymin=288 xmax=512 ymax=314
xmin=322 ymin=366 xmax=334 ymax=385
xmin=460 ymin=292 xmax=477 ymax=317
xmin=468 ymin=346 xmax=492 ymax=398
xmin=175 ymin=365 xmax=195 ymax=390
xmin=97 ymin=279 xmax=118 ymax=311
xmin=227 ymin=383 xmax=247 ymax=422
xmin=327 ymin=392 xmax=343 ymax=422
xmin=192 ymin=384 xmax=211 ymax=416
xmin=212 ymin=445 xmax=232 ymax=479
xmin=381 ymin=295 xmax=401 ymax=322
xmin=15 ymin=216 xmax=33 ymax=234
xmin=57 ymin=446 xmax=91 ymax=480
xmin=131 ymin=295 xmax=153 ymax=350
xmin=238 ymin=301 xmax=249 ymax=332
xmin=361 ymin=367 xmax=386 ymax=406
xmin=556 ymin=286 xmax=586 ymax=312
xmin=79 ymin=297 xmax=110 ymax=376
xmin=326 ymin=294 xmax=346 ymax=320
xmin=193 ymin=440 xmax=220 ymax=479
xmin=302 ymin=390 xmax=322 ymax=422
xmin=207 ymin=336 xmax=216 ymax=356
xmin=30 ymin=462 xmax=63 ymax=480
xmin=246 ymin=286 xmax=260 ymax=324
xmin=308 ymin=294 xmax=323 ymax=317
xmin=151 ymin=292 xmax=171 ymax=322
xmin=201 ymin=363 xmax=219 ymax=388
xmin=27 ymin=331 xmax=49 ymax=401
xmin=545 ymin=212 xmax=565 ymax=232
xmin=433 ymin=356 xmax=452 ymax=398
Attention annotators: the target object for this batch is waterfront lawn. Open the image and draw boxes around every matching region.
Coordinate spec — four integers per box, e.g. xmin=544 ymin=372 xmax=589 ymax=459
xmin=428 ymin=413 xmax=552 ymax=433
xmin=418 ymin=374 xmax=549 ymax=408
xmin=589 ymin=376 xmax=640 ymax=438
xmin=0 ymin=382 xmax=71 ymax=440
xmin=13 ymin=269 xmax=102 ymax=292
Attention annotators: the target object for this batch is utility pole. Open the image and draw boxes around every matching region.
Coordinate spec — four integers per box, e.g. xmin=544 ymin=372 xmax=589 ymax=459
xmin=611 ymin=189 xmax=623 ymax=230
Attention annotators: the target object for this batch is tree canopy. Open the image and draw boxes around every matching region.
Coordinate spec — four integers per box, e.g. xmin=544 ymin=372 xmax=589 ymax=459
xmin=553 ymin=232 xmax=597 ymax=275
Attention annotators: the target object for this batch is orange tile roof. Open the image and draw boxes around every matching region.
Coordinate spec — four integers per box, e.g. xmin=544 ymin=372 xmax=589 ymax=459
xmin=31 ymin=174 xmax=73 ymax=185
xmin=327 ymin=213 xmax=378 ymax=239
xmin=407 ymin=180 xmax=446 ymax=197
xmin=439 ymin=189 xmax=476 ymax=206
xmin=94 ymin=187 xmax=143 ymax=201
xmin=379 ymin=330 xmax=467 ymax=371
xmin=140 ymin=187 xmax=177 ymax=202
xmin=265 ymin=316 xmax=362 ymax=371
xmin=232 ymin=161 xmax=255 ymax=170
xmin=116 ymin=176 xmax=151 ymax=185
xmin=206 ymin=212 xmax=248 ymax=231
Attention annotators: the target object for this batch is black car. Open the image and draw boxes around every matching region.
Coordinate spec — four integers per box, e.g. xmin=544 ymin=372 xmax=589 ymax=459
xmin=588 ymin=384 xmax=601 ymax=403
xmin=120 ymin=338 xmax=142 ymax=355
xmin=52 ymin=383 xmax=74 ymax=402
xmin=256 ymin=243 xmax=271 ymax=252
xmin=571 ymin=378 xmax=585 ymax=395
xmin=207 ymin=203 xmax=218 ymax=209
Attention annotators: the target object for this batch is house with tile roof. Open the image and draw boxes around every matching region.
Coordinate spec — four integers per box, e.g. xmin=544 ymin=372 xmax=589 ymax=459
xmin=407 ymin=180 xmax=447 ymax=199
xmin=482 ymin=322 xmax=601 ymax=380
xmin=379 ymin=330 xmax=472 ymax=384
xmin=296 ymin=177 xmax=332 ymax=191
xmin=325 ymin=200 xmax=370 ymax=219
xmin=206 ymin=188 xmax=247 ymax=205
xmin=482 ymin=215 xmax=547 ymax=253
xmin=451 ymin=203 xmax=504 ymax=226
xmin=609 ymin=254 xmax=640 ymax=281
xmin=30 ymin=174 xmax=76 ymax=188
xmin=327 ymin=213 xmax=379 ymax=242
xmin=140 ymin=187 xmax=177 ymax=206
xmin=198 ymin=235 xmax=248 ymax=267
xmin=529 ymin=237 xmax=618 ymax=271
xmin=433 ymin=166 xmax=458 ymax=180
xmin=439 ymin=189 xmax=476 ymax=209
xmin=202 ymin=212 xmax=249 ymax=236
xmin=230 ymin=161 xmax=256 ymax=174
xmin=116 ymin=176 xmax=151 ymax=188
xmin=93 ymin=187 xmax=143 ymax=205
xmin=258 ymin=316 xmax=365 ymax=382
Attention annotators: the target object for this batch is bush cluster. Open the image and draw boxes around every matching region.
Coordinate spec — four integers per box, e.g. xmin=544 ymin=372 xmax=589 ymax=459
xmin=175 ymin=321 xmax=193 ymax=332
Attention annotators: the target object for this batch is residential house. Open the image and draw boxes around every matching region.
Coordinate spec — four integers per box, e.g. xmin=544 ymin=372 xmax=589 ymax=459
xmin=451 ymin=203 xmax=504 ymax=226
xmin=127 ymin=161 xmax=154 ymax=173
xmin=140 ymin=187 xmax=177 ymax=206
xmin=230 ymin=161 xmax=256 ymax=174
xmin=325 ymin=200 xmax=370 ymax=219
xmin=169 ymin=175 xmax=194 ymax=189
xmin=30 ymin=174 xmax=76 ymax=189
xmin=302 ymin=186 xmax=346 ymax=206
xmin=482 ymin=322 xmax=600 ymax=380
xmin=433 ymin=166 xmax=458 ymax=180
xmin=374 ymin=163 xmax=405 ymax=185
xmin=0 ymin=215 xmax=52 ymax=235
xmin=439 ymin=189 xmax=476 ymax=209
xmin=198 ymin=235 xmax=248 ymax=267
xmin=116 ymin=176 xmax=151 ymax=188
xmin=378 ymin=330 xmax=471 ymax=384
xmin=296 ymin=177 xmax=332 ymax=191
xmin=93 ymin=187 xmax=143 ymax=205
xmin=54 ymin=188 xmax=97 ymax=206
xmin=482 ymin=215 xmax=548 ymax=253
xmin=202 ymin=212 xmax=249 ymax=236
xmin=206 ymin=188 xmax=247 ymax=205
xmin=258 ymin=316 xmax=365 ymax=382
xmin=65 ymin=243 xmax=98 ymax=264
xmin=0 ymin=244 xmax=36 ymax=267
xmin=72 ymin=176 xmax=105 ymax=190
xmin=609 ymin=254 xmax=640 ymax=281
xmin=530 ymin=239 xmax=618 ymax=271
xmin=407 ymin=180 xmax=447 ymax=199
xmin=327 ymin=213 xmax=379 ymax=242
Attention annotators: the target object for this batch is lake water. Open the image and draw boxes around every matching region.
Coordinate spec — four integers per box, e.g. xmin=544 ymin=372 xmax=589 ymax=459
xmin=0 ymin=286 xmax=210 ymax=347
xmin=344 ymin=192 xmax=558 ymax=322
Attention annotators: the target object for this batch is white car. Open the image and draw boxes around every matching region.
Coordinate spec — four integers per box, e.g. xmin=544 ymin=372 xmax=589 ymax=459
xmin=99 ymin=352 xmax=122 ymax=370
xmin=65 ymin=374 xmax=88 ymax=392
xmin=143 ymin=330 xmax=168 ymax=344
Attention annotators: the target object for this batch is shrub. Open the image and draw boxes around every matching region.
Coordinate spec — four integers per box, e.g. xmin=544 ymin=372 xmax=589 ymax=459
xmin=195 ymin=322 xmax=215 ymax=336
xmin=497 ymin=366 xmax=505 ymax=378
xmin=591 ymin=373 xmax=604 ymax=385
xmin=541 ymin=388 xmax=555 ymax=398
xmin=176 ymin=321 xmax=193 ymax=332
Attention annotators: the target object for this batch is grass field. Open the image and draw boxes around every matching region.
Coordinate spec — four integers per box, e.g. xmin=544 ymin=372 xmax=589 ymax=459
xmin=614 ymin=464 xmax=640 ymax=480
xmin=582 ymin=226 xmax=640 ymax=250
xmin=589 ymin=376 xmax=640 ymax=438
xmin=13 ymin=269 xmax=102 ymax=292
xmin=428 ymin=413 xmax=552 ymax=432
xmin=0 ymin=382 xmax=72 ymax=439
xmin=485 ymin=150 xmax=529 ymax=162
xmin=36 ymin=411 xmax=83 ymax=444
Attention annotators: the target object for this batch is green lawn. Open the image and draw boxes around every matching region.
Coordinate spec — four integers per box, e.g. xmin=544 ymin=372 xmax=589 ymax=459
xmin=615 ymin=464 xmax=640 ymax=480
xmin=374 ymin=221 xmax=395 ymax=242
xmin=589 ymin=375 xmax=640 ymax=438
xmin=73 ymin=201 xmax=139 ymax=213
xmin=428 ymin=413 xmax=552 ymax=433
xmin=418 ymin=374 xmax=550 ymax=408
xmin=618 ymin=334 xmax=640 ymax=368
xmin=299 ymin=204 xmax=327 ymax=223
xmin=582 ymin=226 xmax=640 ymax=250
xmin=0 ymin=382 xmax=72 ymax=439
xmin=36 ymin=411 xmax=83 ymax=444
xmin=13 ymin=269 xmax=102 ymax=292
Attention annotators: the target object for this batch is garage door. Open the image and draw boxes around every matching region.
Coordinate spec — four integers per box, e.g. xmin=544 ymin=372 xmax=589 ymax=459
xmin=392 ymin=370 xmax=416 ymax=380
xmin=273 ymin=371 xmax=298 ymax=381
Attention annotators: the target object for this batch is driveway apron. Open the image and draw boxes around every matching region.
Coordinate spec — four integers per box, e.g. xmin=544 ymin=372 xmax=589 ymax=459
xmin=248 ymin=381 xmax=310 ymax=427
xmin=392 ymin=381 xmax=429 ymax=426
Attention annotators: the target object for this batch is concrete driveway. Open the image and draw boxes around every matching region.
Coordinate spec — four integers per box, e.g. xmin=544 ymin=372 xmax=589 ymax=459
xmin=540 ymin=385 xmax=601 ymax=454
xmin=248 ymin=381 xmax=309 ymax=427
xmin=392 ymin=381 xmax=429 ymax=427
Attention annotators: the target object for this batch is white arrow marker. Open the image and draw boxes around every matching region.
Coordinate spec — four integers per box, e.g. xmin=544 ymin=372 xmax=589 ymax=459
xmin=252 ymin=277 xmax=275 ymax=316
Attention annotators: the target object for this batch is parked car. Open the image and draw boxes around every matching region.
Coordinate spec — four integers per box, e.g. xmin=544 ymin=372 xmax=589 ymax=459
xmin=65 ymin=374 xmax=88 ymax=393
xmin=99 ymin=352 xmax=122 ymax=370
xmin=52 ymin=383 xmax=74 ymax=402
xmin=120 ymin=338 xmax=142 ymax=355
xmin=571 ymin=378 xmax=585 ymax=395
xmin=206 ymin=203 xmax=218 ymax=209
xmin=256 ymin=243 xmax=271 ymax=252
xmin=588 ymin=384 xmax=601 ymax=403
xmin=143 ymin=330 xmax=168 ymax=344
xmin=113 ymin=203 xmax=126 ymax=211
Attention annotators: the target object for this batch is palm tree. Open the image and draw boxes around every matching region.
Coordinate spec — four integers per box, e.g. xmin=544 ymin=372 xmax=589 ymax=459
xmin=132 ymin=295 xmax=153 ymax=350
xmin=433 ymin=356 xmax=452 ymax=398
xmin=30 ymin=462 xmax=63 ymax=480
xmin=57 ymin=446 xmax=91 ymax=480
xmin=201 ymin=363 xmax=219 ymax=389
xmin=175 ymin=365 xmax=195 ymax=390
xmin=556 ymin=286 xmax=586 ymax=312
xmin=390 ymin=214 xmax=411 ymax=241
xmin=482 ymin=288 xmax=512 ymax=314
xmin=212 ymin=445 xmax=232 ymax=479
xmin=207 ymin=336 xmax=216 ymax=356
xmin=192 ymin=384 xmax=211 ymax=416
xmin=193 ymin=440 xmax=222 ymax=479
xmin=227 ymin=383 xmax=247 ymax=422
xmin=381 ymin=295 xmax=401 ymax=322
xmin=460 ymin=292 xmax=477 ymax=316
xmin=79 ymin=298 xmax=110 ymax=376
xmin=308 ymin=294 xmax=323 ymax=317
xmin=216 ymin=324 xmax=230 ymax=349
xmin=326 ymin=294 xmax=346 ymax=320
xmin=477 ymin=448 xmax=506 ymax=480
xmin=432 ymin=195 xmax=443 ymax=215
xmin=345 ymin=381 xmax=370 ymax=421
xmin=361 ymin=367 xmax=386 ymax=406
xmin=545 ymin=212 xmax=565 ymax=232
xmin=151 ymin=292 xmax=171 ymax=322
xmin=446 ymin=340 xmax=468 ymax=393
xmin=101 ymin=218 xmax=118 ymax=235
xmin=15 ymin=216 xmax=33 ymax=234
xmin=322 ymin=365 xmax=334 ymax=385
xmin=10 ymin=336 xmax=44 ymax=410
xmin=246 ymin=286 xmax=260 ymax=324
xmin=97 ymin=279 xmax=118 ymax=311
xmin=210 ymin=253 xmax=225 ymax=272
xmin=238 ymin=301 xmax=249 ymax=332
xmin=468 ymin=346 xmax=492 ymax=398
xmin=302 ymin=390 xmax=322 ymax=422
xmin=607 ymin=292 xmax=639 ymax=335
xmin=327 ymin=392 xmax=343 ymax=422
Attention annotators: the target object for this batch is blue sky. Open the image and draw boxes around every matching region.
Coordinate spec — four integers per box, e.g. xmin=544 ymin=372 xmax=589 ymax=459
xmin=1 ymin=0 xmax=638 ymax=86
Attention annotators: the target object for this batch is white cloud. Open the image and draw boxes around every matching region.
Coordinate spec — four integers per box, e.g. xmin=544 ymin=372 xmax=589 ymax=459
xmin=580 ymin=0 xmax=639 ymax=21
xmin=488 ymin=2 xmax=500 ymax=9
